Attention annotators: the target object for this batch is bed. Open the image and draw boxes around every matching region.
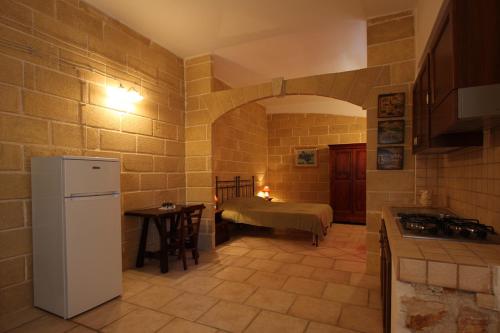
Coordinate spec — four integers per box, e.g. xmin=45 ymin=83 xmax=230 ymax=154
xmin=215 ymin=176 xmax=333 ymax=246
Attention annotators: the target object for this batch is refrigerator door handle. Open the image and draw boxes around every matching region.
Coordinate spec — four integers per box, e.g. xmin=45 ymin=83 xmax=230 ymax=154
xmin=67 ymin=192 xmax=120 ymax=199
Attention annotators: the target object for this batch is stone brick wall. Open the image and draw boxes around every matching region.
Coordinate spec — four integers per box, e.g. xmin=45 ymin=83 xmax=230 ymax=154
xmin=0 ymin=0 xmax=184 ymax=316
xmin=365 ymin=11 xmax=416 ymax=274
xmin=212 ymin=88 xmax=268 ymax=187
xmin=184 ymin=55 xmax=216 ymax=249
xmin=416 ymin=128 xmax=500 ymax=231
xmin=267 ymin=113 xmax=366 ymax=203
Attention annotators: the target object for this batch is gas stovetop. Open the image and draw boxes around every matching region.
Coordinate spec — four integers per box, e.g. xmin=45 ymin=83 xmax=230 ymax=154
xmin=396 ymin=213 xmax=500 ymax=244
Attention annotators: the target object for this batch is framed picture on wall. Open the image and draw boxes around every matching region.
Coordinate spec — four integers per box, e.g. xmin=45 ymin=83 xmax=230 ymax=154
xmin=377 ymin=147 xmax=404 ymax=170
xmin=295 ymin=148 xmax=318 ymax=167
xmin=378 ymin=92 xmax=405 ymax=118
xmin=378 ymin=120 xmax=405 ymax=144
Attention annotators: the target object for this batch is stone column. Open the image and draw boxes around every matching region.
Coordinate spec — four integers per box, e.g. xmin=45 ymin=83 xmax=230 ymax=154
xmin=184 ymin=55 xmax=216 ymax=249
xmin=365 ymin=11 xmax=417 ymax=274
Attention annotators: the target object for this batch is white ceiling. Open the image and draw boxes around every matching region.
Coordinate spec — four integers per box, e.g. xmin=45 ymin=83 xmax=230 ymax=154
xmin=85 ymin=0 xmax=415 ymax=117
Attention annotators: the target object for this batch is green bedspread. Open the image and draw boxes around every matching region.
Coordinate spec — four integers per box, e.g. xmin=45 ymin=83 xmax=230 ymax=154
xmin=220 ymin=197 xmax=333 ymax=240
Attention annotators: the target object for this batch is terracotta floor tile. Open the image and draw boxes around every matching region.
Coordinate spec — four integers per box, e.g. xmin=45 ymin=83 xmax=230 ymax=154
xmin=197 ymin=301 xmax=259 ymax=333
xmin=219 ymin=255 xmax=254 ymax=267
xmin=207 ymin=281 xmax=256 ymax=303
xmin=11 ymin=225 xmax=380 ymax=333
xmin=245 ymin=249 xmax=277 ymax=259
xmin=9 ymin=315 xmax=77 ymax=333
xmin=67 ymin=326 xmax=98 ymax=332
xmin=278 ymin=263 xmax=315 ymax=278
xmin=247 ymin=271 xmax=289 ymax=289
xmin=157 ymin=317 xmax=217 ymax=333
xmin=218 ymin=246 xmax=250 ymax=256
xmin=311 ymin=268 xmax=351 ymax=284
xmin=160 ymin=292 xmax=218 ymax=321
xmin=214 ymin=266 xmax=255 ymax=282
xmin=306 ymin=321 xmax=358 ymax=333
xmin=246 ymin=258 xmax=284 ymax=273
xmin=323 ymin=283 xmax=369 ymax=306
xmin=72 ymin=300 xmax=138 ymax=329
xmin=368 ymin=290 xmax=382 ymax=310
xmin=121 ymin=277 xmax=152 ymax=299
xmin=333 ymin=260 xmax=366 ymax=273
xmin=245 ymin=310 xmax=308 ymax=333
xmin=0 ymin=307 xmax=46 ymax=332
xmin=272 ymin=252 xmax=304 ymax=264
xmin=125 ymin=285 xmax=182 ymax=309
xmin=176 ymin=276 xmax=224 ymax=294
xmin=349 ymin=273 xmax=380 ymax=290
xmin=245 ymin=287 xmax=296 ymax=313
xmin=288 ymin=295 xmax=342 ymax=325
xmin=101 ymin=308 xmax=172 ymax=333
xmin=301 ymin=256 xmax=335 ymax=268
xmin=338 ymin=305 xmax=382 ymax=333
xmin=282 ymin=276 xmax=326 ymax=297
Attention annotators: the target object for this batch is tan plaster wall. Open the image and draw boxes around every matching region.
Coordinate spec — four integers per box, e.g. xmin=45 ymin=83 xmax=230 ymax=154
xmin=212 ymin=79 xmax=268 ymax=187
xmin=0 ymin=0 xmax=185 ymax=316
xmin=267 ymin=113 xmax=366 ymax=203
xmin=365 ymin=11 xmax=416 ymax=274
xmin=417 ymin=129 xmax=500 ymax=232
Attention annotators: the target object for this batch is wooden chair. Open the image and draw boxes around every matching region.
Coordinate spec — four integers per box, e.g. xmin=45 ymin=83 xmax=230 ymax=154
xmin=180 ymin=204 xmax=205 ymax=267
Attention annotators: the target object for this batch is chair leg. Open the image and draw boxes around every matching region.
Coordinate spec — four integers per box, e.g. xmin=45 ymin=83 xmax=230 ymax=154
xmin=136 ymin=217 xmax=149 ymax=268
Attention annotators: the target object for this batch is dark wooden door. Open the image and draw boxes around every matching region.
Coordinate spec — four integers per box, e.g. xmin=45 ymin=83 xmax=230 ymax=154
xmin=329 ymin=143 xmax=366 ymax=224
xmin=412 ymin=56 xmax=430 ymax=153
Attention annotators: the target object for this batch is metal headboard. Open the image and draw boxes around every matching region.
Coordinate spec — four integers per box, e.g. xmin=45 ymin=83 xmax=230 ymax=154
xmin=215 ymin=176 xmax=255 ymax=207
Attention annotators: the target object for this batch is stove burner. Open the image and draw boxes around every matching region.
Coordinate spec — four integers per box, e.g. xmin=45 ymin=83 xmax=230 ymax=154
xmin=397 ymin=213 xmax=497 ymax=242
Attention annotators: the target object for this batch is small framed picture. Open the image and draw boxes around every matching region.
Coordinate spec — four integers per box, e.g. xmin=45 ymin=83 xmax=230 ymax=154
xmin=377 ymin=147 xmax=404 ymax=170
xmin=295 ymin=148 xmax=317 ymax=167
xmin=378 ymin=120 xmax=405 ymax=144
xmin=378 ymin=92 xmax=405 ymax=118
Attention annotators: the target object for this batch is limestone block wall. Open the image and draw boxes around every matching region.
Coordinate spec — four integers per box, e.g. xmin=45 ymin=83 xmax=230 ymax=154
xmin=267 ymin=113 xmax=366 ymax=203
xmin=184 ymin=55 xmax=216 ymax=248
xmin=212 ymin=81 xmax=268 ymax=187
xmin=365 ymin=11 xmax=416 ymax=274
xmin=0 ymin=0 xmax=185 ymax=316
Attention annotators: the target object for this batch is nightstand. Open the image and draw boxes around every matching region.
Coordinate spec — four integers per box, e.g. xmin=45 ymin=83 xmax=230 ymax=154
xmin=215 ymin=209 xmax=229 ymax=245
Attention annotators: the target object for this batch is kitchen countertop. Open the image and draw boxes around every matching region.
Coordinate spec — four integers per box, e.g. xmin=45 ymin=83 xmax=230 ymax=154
xmin=382 ymin=206 xmax=500 ymax=294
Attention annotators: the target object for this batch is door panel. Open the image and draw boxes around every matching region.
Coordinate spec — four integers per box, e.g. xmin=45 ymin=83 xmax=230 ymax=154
xmin=334 ymin=150 xmax=352 ymax=180
xmin=64 ymin=194 xmax=122 ymax=317
xmin=333 ymin=181 xmax=352 ymax=214
xmin=64 ymin=160 xmax=120 ymax=197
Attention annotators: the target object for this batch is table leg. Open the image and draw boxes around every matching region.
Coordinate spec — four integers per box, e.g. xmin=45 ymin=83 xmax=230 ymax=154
xmin=155 ymin=217 xmax=169 ymax=273
xmin=136 ymin=217 xmax=150 ymax=268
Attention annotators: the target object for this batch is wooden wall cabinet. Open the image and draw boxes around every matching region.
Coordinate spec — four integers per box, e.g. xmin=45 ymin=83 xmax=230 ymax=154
xmin=412 ymin=0 xmax=500 ymax=154
xmin=329 ymin=144 xmax=366 ymax=224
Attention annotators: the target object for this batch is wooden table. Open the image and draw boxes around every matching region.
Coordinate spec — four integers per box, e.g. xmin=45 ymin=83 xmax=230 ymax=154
xmin=125 ymin=206 xmax=189 ymax=273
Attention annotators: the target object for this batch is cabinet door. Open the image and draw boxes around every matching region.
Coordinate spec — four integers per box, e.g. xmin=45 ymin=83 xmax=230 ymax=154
xmin=352 ymin=149 xmax=366 ymax=217
xmin=430 ymin=6 xmax=455 ymax=109
xmin=331 ymin=149 xmax=353 ymax=216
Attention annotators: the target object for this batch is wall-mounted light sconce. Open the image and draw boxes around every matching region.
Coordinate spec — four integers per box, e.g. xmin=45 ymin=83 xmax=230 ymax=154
xmin=106 ymin=83 xmax=144 ymax=112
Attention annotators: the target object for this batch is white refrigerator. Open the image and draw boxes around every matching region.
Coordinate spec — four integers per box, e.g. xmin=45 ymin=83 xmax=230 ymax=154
xmin=31 ymin=156 xmax=122 ymax=319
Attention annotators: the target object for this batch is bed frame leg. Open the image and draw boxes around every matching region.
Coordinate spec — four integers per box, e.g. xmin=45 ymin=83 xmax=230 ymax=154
xmin=312 ymin=234 xmax=319 ymax=247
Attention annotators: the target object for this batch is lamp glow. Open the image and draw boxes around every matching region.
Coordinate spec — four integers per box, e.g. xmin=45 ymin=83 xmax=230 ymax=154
xmin=106 ymin=84 xmax=143 ymax=112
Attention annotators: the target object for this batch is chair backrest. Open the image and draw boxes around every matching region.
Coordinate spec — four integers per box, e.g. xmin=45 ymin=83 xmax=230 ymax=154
xmin=182 ymin=204 xmax=205 ymax=226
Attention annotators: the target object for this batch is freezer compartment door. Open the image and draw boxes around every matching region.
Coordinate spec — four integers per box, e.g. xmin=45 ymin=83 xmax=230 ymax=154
xmin=64 ymin=159 xmax=120 ymax=197
xmin=64 ymin=194 xmax=122 ymax=318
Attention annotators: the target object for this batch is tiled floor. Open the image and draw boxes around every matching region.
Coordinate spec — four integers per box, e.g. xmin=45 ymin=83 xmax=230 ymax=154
xmin=3 ymin=224 xmax=382 ymax=333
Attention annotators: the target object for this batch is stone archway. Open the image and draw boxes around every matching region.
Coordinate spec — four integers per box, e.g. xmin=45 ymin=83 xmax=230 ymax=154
xmin=184 ymin=57 xmax=391 ymax=250
xmin=201 ymin=65 xmax=390 ymax=124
